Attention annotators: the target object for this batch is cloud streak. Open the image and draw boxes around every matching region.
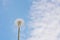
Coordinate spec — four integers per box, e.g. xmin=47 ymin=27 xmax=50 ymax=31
xmin=27 ymin=0 xmax=60 ymax=40
xmin=2 ymin=0 xmax=9 ymax=10
xmin=3 ymin=0 xmax=8 ymax=6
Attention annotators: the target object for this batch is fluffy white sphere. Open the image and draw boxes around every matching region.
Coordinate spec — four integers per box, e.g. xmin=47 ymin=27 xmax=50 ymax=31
xmin=15 ymin=18 xmax=24 ymax=27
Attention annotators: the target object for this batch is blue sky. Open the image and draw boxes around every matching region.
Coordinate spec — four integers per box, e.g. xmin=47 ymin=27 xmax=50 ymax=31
xmin=1 ymin=0 xmax=60 ymax=40
xmin=0 ymin=0 xmax=32 ymax=40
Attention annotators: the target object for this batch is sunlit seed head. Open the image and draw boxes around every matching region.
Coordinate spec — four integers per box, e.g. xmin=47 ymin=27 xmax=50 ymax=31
xmin=15 ymin=18 xmax=24 ymax=27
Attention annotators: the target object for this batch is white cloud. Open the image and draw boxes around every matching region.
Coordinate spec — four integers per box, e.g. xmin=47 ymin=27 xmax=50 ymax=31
xmin=2 ymin=0 xmax=8 ymax=6
xmin=27 ymin=0 xmax=60 ymax=40
xmin=2 ymin=0 xmax=9 ymax=10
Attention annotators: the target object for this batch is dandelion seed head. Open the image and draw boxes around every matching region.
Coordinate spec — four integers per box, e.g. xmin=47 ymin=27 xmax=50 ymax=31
xmin=15 ymin=18 xmax=24 ymax=27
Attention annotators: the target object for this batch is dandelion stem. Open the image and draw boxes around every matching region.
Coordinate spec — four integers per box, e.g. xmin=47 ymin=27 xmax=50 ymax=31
xmin=18 ymin=26 xmax=20 ymax=40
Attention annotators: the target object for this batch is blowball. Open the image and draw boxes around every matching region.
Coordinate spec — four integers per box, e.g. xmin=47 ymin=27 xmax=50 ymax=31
xmin=15 ymin=18 xmax=24 ymax=27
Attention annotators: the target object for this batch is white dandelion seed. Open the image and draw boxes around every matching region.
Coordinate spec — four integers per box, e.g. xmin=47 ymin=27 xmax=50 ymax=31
xmin=15 ymin=18 xmax=24 ymax=27
xmin=14 ymin=18 xmax=24 ymax=40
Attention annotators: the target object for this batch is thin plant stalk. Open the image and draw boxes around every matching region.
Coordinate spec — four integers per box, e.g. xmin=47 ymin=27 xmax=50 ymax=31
xmin=18 ymin=26 xmax=20 ymax=40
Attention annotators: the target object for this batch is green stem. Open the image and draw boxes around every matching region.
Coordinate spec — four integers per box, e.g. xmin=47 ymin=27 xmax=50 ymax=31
xmin=18 ymin=26 xmax=20 ymax=40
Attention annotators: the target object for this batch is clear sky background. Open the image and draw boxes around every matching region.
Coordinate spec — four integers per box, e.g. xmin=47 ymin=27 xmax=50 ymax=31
xmin=0 ymin=0 xmax=32 ymax=40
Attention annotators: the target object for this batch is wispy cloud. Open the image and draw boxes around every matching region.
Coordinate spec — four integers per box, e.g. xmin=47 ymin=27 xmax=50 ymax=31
xmin=3 ymin=0 xmax=8 ymax=6
xmin=2 ymin=0 xmax=9 ymax=10
xmin=27 ymin=0 xmax=60 ymax=40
